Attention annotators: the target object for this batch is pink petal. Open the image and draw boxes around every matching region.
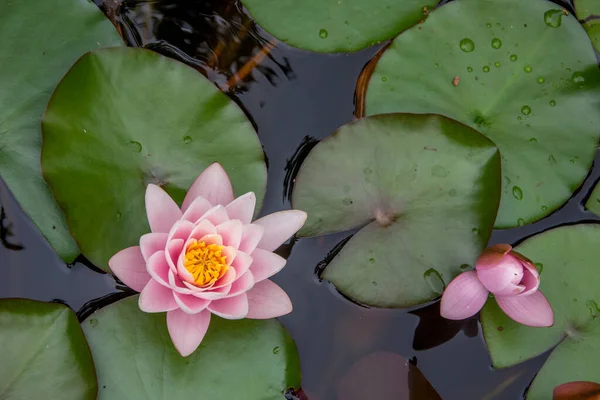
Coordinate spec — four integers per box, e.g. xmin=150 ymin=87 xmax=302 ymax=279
xmin=226 ymin=270 xmax=255 ymax=298
xmin=246 ymin=280 xmax=292 ymax=319
xmin=239 ymin=224 xmax=264 ymax=254
xmin=194 ymin=234 xmax=223 ymax=247
xmin=176 ymin=254 xmax=195 ymax=284
xmin=173 ymin=292 xmax=211 ymax=314
xmin=210 ymin=266 xmax=237 ymax=289
xmin=168 ymin=269 xmax=194 ymax=295
xmin=253 ymin=210 xmax=307 ymax=251
xmin=216 ymin=220 xmax=243 ymax=248
xmin=519 ymin=260 xmax=541 ymax=295
xmin=495 ymin=290 xmax=554 ymax=327
xmin=198 ymin=205 xmax=229 ymax=226
xmin=221 ymin=245 xmax=237 ymax=267
xmin=182 ymin=163 xmax=234 ymax=212
xmin=181 ymin=195 xmax=212 ymax=223
xmin=249 ymin=248 xmax=286 ymax=282
xmin=231 ymin=250 xmax=252 ymax=276
xmin=167 ymin=309 xmax=211 ymax=357
xmin=553 ymin=381 xmax=600 ymax=400
xmin=145 ymin=184 xmax=182 ymax=233
xmin=167 ymin=220 xmax=195 ymax=242
xmin=476 ymin=254 xmax=524 ymax=296
xmin=166 ymin=239 xmax=184 ymax=271
xmin=225 ymin=192 xmax=256 ymax=224
xmin=139 ymin=233 xmax=168 ymax=262
xmin=189 ymin=284 xmax=231 ymax=300
xmin=146 ymin=250 xmax=170 ymax=287
xmin=138 ymin=280 xmax=178 ymax=312
xmin=476 ymin=244 xmax=512 ymax=270
xmin=440 ymin=271 xmax=489 ymax=320
xmin=187 ymin=219 xmax=217 ymax=241
xmin=207 ymin=293 xmax=249 ymax=319
xmin=109 ymin=246 xmax=150 ymax=292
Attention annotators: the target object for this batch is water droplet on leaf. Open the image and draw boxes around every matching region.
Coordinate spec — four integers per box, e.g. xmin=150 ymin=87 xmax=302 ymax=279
xmin=183 ymin=136 xmax=192 ymax=144
xmin=548 ymin=154 xmax=557 ymax=164
xmin=483 ymin=65 xmax=490 ymax=73
xmin=529 ymin=137 xmax=538 ymax=143
xmin=572 ymin=71 xmax=585 ymax=84
xmin=460 ymin=264 xmax=471 ymax=270
xmin=494 ymin=62 xmax=501 ymax=68
xmin=544 ymin=9 xmax=563 ymax=28
xmin=459 ymin=38 xmax=475 ymax=52
xmin=510 ymin=54 xmax=518 ymax=62
xmin=423 ymin=268 xmax=445 ymax=294
xmin=381 ymin=77 xmax=387 ymax=82
xmin=524 ymin=65 xmax=532 ymax=73
xmin=319 ymin=29 xmax=328 ymax=38
xmin=128 ymin=141 xmax=142 ymax=153
xmin=273 ymin=346 xmax=280 ymax=354
xmin=486 ymin=23 xmax=492 ymax=28
xmin=541 ymin=205 xmax=548 ymax=211
xmin=512 ymin=186 xmax=523 ymax=200
xmin=491 ymin=38 xmax=502 ymax=49
xmin=549 ymin=100 xmax=556 ymax=107
xmin=537 ymin=76 xmax=545 ymax=84
xmin=517 ymin=218 xmax=526 ymax=226
xmin=432 ymin=165 xmax=448 ymax=177
xmin=89 ymin=319 xmax=98 ymax=327
xmin=521 ymin=105 xmax=531 ymax=115
xmin=467 ymin=66 xmax=473 ymax=72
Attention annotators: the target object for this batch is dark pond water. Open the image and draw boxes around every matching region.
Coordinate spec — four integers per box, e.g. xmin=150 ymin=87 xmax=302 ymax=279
xmin=2 ymin=0 xmax=598 ymax=398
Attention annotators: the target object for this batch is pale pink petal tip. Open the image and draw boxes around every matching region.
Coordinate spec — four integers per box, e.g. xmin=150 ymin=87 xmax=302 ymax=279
xmin=225 ymin=192 xmax=256 ymax=224
xmin=167 ymin=309 xmax=211 ymax=357
xmin=138 ymin=280 xmax=179 ymax=313
xmin=108 ymin=246 xmax=150 ymax=292
xmin=145 ymin=184 xmax=182 ymax=233
xmin=476 ymin=244 xmax=512 ymax=270
xmin=495 ymin=290 xmax=554 ymax=327
xmin=182 ymin=163 xmax=234 ymax=211
xmin=440 ymin=271 xmax=489 ymax=320
xmin=476 ymin=254 xmax=524 ymax=296
xmin=253 ymin=210 xmax=308 ymax=252
xmin=246 ymin=280 xmax=293 ymax=319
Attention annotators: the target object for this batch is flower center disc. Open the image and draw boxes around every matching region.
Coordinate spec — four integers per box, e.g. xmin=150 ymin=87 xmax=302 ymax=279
xmin=183 ymin=241 xmax=228 ymax=287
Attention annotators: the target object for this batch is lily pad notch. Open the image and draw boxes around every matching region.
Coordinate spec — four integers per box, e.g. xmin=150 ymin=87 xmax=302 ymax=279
xmin=292 ymin=113 xmax=501 ymax=308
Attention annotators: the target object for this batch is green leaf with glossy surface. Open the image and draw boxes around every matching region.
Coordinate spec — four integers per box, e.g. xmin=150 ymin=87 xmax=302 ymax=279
xmin=0 ymin=0 xmax=123 ymax=261
xmin=575 ymin=0 xmax=600 ymax=52
xmin=292 ymin=114 xmax=501 ymax=307
xmin=365 ymin=0 xmax=600 ymax=228
xmin=242 ymin=0 xmax=438 ymax=53
xmin=0 ymin=299 xmax=96 ymax=399
xmin=481 ymin=224 xmax=600 ymax=399
xmin=82 ymin=295 xmax=301 ymax=399
xmin=42 ymin=47 xmax=267 ymax=271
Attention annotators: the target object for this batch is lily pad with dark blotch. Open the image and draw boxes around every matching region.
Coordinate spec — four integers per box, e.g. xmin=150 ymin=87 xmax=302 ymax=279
xmin=0 ymin=299 xmax=97 ymax=399
xmin=241 ymin=0 xmax=439 ymax=53
xmin=575 ymin=0 xmax=600 ymax=52
xmin=364 ymin=0 xmax=600 ymax=228
xmin=481 ymin=224 xmax=600 ymax=400
xmin=41 ymin=47 xmax=267 ymax=271
xmin=292 ymin=114 xmax=501 ymax=307
xmin=0 ymin=0 xmax=123 ymax=262
xmin=82 ymin=295 xmax=301 ymax=399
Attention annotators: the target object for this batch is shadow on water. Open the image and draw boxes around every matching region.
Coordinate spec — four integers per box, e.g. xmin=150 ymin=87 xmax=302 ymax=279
xmin=2 ymin=0 xmax=598 ymax=398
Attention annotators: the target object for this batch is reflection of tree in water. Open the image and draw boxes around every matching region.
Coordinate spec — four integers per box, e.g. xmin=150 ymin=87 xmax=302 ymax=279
xmin=96 ymin=0 xmax=296 ymax=93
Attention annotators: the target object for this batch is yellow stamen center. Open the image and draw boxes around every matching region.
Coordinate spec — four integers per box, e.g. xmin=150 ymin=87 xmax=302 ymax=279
xmin=183 ymin=240 xmax=228 ymax=287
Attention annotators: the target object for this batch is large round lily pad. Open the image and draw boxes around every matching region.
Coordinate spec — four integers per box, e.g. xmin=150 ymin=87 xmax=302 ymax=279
xmin=0 ymin=0 xmax=123 ymax=261
xmin=241 ymin=0 xmax=439 ymax=53
xmin=364 ymin=0 xmax=600 ymax=228
xmin=0 ymin=299 xmax=96 ymax=399
xmin=576 ymin=0 xmax=600 ymax=52
xmin=481 ymin=224 xmax=600 ymax=399
xmin=42 ymin=47 xmax=267 ymax=271
xmin=82 ymin=295 xmax=301 ymax=399
xmin=292 ymin=114 xmax=501 ymax=307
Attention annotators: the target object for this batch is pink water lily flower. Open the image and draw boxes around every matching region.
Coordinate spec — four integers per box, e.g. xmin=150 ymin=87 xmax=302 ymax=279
xmin=440 ymin=244 xmax=554 ymax=327
xmin=109 ymin=163 xmax=307 ymax=356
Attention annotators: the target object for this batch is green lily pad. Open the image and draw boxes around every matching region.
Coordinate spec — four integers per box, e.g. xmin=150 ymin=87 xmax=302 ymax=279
xmin=41 ymin=47 xmax=267 ymax=271
xmin=481 ymin=224 xmax=600 ymax=399
xmin=575 ymin=0 xmax=600 ymax=52
xmin=82 ymin=295 xmax=301 ymax=399
xmin=292 ymin=114 xmax=501 ymax=307
xmin=364 ymin=0 xmax=600 ymax=228
xmin=241 ymin=0 xmax=438 ymax=53
xmin=0 ymin=0 xmax=123 ymax=261
xmin=0 ymin=299 xmax=96 ymax=399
